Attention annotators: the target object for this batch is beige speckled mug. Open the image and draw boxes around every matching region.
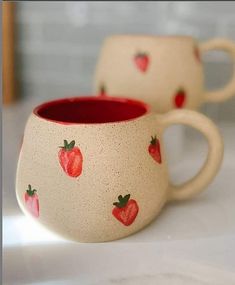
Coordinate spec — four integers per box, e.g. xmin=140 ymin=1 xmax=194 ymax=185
xmin=94 ymin=35 xmax=235 ymax=113
xmin=16 ymin=96 xmax=223 ymax=242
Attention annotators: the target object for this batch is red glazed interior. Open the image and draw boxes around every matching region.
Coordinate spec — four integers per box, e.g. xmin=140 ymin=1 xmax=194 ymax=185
xmin=34 ymin=96 xmax=149 ymax=124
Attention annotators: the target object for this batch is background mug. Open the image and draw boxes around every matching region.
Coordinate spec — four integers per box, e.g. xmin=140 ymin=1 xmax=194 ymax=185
xmin=16 ymin=97 xmax=223 ymax=242
xmin=94 ymin=35 xmax=235 ymax=113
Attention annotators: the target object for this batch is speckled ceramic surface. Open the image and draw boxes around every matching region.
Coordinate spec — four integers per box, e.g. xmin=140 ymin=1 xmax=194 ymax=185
xmin=94 ymin=35 xmax=235 ymax=113
xmin=16 ymin=97 xmax=223 ymax=242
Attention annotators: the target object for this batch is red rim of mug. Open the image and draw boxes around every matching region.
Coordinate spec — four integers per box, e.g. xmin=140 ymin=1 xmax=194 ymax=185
xmin=33 ymin=95 xmax=151 ymax=125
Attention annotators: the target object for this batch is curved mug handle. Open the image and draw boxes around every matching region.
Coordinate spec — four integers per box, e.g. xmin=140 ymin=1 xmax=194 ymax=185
xmin=157 ymin=109 xmax=223 ymax=202
xmin=199 ymin=38 xmax=235 ymax=102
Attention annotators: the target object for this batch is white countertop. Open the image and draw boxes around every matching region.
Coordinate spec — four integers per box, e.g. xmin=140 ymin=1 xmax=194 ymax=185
xmin=3 ymin=99 xmax=235 ymax=284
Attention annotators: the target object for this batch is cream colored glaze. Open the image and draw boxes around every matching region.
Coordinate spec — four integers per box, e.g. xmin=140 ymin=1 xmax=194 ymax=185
xmin=94 ymin=35 xmax=235 ymax=113
xmin=16 ymin=100 xmax=223 ymax=242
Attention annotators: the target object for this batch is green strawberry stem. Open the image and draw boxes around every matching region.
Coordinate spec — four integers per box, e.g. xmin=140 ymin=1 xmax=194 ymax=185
xmin=100 ymin=84 xmax=106 ymax=93
xmin=136 ymin=52 xmax=147 ymax=58
xmin=60 ymin=140 xmax=75 ymax=151
xmin=177 ymin=87 xmax=184 ymax=93
xmin=150 ymin=135 xmax=157 ymax=145
xmin=113 ymin=194 xmax=130 ymax=208
xmin=26 ymin=184 xmax=37 ymax=196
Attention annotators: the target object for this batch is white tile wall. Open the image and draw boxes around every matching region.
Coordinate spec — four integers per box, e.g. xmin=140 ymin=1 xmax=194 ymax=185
xmin=15 ymin=1 xmax=235 ymax=121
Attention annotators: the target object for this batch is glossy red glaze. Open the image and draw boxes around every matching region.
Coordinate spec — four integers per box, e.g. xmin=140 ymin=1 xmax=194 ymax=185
xmin=33 ymin=96 xmax=150 ymax=125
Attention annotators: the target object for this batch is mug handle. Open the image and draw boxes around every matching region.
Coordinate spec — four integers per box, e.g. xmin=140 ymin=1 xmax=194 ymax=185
xmin=157 ymin=109 xmax=223 ymax=202
xmin=199 ymin=38 xmax=235 ymax=102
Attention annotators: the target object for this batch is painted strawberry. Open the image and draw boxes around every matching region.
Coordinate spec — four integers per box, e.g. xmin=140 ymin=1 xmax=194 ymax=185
xmin=24 ymin=184 xmax=39 ymax=218
xmin=148 ymin=135 xmax=162 ymax=164
xmin=112 ymin=194 xmax=139 ymax=226
xmin=194 ymin=46 xmax=201 ymax=63
xmin=58 ymin=140 xmax=83 ymax=178
xmin=174 ymin=88 xmax=186 ymax=108
xmin=134 ymin=52 xmax=149 ymax=72
xmin=99 ymin=84 xmax=107 ymax=97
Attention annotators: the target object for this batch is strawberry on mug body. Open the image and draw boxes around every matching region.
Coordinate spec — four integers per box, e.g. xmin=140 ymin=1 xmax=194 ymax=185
xmin=112 ymin=194 xmax=139 ymax=226
xmin=134 ymin=52 xmax=149 ymax=72
xmin=24 ymin=184 xmax=39 ymax=218
xmin=174 ymin=88 xmax=186 ymax=109
xmin=148 ymin=135 xmax=162 ymax=164
xmin=58 ymin=140 xmax=83 ymax=178
xmin=99 ymin=84 xmax=107 ymax=97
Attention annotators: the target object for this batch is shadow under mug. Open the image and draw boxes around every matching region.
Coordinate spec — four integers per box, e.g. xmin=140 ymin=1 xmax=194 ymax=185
xmin=16 ymin=96 xmax=223 ymax=242
xmin=94 ymin=35 xmax=235 ymax=113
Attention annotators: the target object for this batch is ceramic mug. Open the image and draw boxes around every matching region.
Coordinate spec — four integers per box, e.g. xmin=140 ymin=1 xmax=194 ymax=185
xmin=16 ymin=96 xmax=223 ymax=242
xmin=94 ymin=35 xmax=235 ymax=113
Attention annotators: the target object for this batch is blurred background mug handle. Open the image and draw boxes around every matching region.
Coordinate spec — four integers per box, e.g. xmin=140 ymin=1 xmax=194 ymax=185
xmin=157 ymin=109 xmax=224 ymax=202
xmin=199 ymin=38 xmax=235 ymax=103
